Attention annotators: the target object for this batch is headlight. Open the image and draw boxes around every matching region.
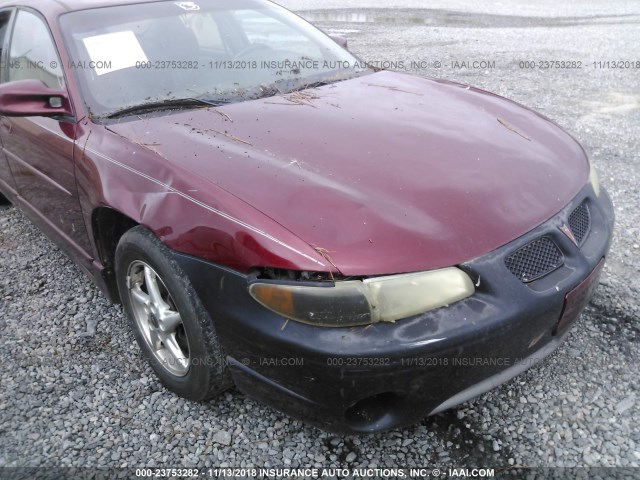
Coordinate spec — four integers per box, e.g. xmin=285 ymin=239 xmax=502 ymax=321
xmin=589 ymin=160 xmax=600 ymax=197
xmin=248 ymin=267 xmax=475 ymax=327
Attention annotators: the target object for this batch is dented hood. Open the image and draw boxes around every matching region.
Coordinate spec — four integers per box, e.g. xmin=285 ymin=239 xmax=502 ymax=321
xmin=107 ymin=70 xmax=588 ymax=275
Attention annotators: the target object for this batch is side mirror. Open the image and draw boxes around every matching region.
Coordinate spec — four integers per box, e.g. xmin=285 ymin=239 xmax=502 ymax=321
xmin=0 ymin=79 xmax=72 ymax=118
xmin=329 ymin=35 xmax=348 ymax=50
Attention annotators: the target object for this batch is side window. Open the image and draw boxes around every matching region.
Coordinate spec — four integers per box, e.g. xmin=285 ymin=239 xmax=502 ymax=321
xmin=9 ymin=10 xmax=64 ymax=89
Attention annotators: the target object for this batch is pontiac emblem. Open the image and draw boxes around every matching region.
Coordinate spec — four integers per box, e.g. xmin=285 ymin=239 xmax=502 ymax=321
xmin=560 ymin=224 xmax=578 ymax=246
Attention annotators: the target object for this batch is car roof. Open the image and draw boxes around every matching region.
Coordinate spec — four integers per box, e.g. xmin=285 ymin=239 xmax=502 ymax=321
xmin=2 ymin=0 xmax=275 ymax=18
xmin=0 ymin=0 xmax=170 ymax=17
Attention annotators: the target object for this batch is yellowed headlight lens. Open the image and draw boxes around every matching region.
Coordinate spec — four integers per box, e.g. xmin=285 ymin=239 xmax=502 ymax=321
xmin=364 ymin=268 xmax=476 ymax=323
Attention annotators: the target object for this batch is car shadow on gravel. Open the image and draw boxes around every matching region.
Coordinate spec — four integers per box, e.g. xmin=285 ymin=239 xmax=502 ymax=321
xmin=424 ymin=410 xmax=516 ymax=466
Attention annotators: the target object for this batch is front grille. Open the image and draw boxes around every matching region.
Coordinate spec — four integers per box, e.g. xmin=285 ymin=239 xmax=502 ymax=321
xmin=505 ymin=237 xmax=564 ymax=283
xmin=568 ymin=201 xmax=591 ymax=245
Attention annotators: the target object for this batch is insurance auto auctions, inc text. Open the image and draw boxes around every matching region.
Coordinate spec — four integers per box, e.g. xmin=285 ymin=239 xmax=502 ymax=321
xmin=209 ymin=467 xmax=496 ymax=478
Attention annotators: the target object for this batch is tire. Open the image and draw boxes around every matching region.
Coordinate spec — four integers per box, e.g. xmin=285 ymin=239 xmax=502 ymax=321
xmin=115 ymin=225 xmax=232 ymax=401
xmin=0 ymin=192 xmax=10 ymax=205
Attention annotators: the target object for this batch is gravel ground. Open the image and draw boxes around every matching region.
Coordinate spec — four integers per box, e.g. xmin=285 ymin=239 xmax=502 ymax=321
xmin=1 ymin=0 xmax=639 ymax=474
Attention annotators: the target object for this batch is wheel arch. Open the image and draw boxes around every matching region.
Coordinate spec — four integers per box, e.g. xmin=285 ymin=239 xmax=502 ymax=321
xmin=91 ymin=206 xmax=138 ymax=303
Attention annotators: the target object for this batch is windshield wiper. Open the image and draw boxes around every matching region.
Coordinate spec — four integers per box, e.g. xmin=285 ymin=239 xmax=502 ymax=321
xmin=103 ymin=97 xmax=228 ymax=119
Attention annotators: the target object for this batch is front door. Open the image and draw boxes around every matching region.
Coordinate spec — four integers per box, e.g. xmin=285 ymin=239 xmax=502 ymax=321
xmin=0 ymin=9 xmax=90 ymax=252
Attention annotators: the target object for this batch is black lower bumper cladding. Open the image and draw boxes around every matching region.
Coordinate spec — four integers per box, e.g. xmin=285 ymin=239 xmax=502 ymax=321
xmin=176 ymin=185 xmax=614 ymax=433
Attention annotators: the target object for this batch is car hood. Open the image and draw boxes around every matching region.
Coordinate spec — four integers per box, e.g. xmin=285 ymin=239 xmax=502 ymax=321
xmin=108 ymin=70 xmax=588 ymax=275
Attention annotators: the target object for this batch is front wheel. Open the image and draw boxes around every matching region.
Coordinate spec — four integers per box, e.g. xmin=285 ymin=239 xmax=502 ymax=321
xmin=115 ymin=226 xmax=232 ymax=400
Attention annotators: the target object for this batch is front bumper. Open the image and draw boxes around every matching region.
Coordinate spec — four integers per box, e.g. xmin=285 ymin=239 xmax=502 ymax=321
xmin=175 ymin=186 xmax=614 ymax=433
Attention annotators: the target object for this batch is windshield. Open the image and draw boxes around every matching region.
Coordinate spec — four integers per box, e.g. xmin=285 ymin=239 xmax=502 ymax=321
xmin=59 ymin=0 xmax=366 ymax=117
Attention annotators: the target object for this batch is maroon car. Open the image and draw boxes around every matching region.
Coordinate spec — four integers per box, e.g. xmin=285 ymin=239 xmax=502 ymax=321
xmin=0 ymin=0 xmax=613 ymax=433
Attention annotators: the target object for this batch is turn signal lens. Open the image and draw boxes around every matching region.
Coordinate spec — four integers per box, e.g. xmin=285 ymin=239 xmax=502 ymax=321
xmin=249 ymin=281 xmax=371 ymax=327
